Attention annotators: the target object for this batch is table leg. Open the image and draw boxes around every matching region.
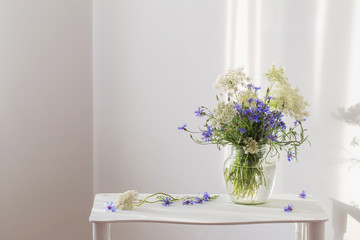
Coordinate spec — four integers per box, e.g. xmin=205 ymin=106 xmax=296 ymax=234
xmin=308 ymin=222 xmax=325 ymax=240
xmin=295 ymin=223 xmax=304 ymax=240
xmin=93 ymin=222 xmax=111 ymax=240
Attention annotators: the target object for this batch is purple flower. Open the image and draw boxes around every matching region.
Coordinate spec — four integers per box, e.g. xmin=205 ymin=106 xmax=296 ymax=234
xmin=195 ymin=107 xmax=205 ymax=117
xmin=246 ymin=84 xmax=253 ymax=88
xmin=183 ymin=197 xmax=194 ymax=205
xmin=194 ymin=196 xmax=203 ymax=204
xmin=279 ymin=121 xmax=286 ymax=131
xmin=299 ymin=190 xmax=307 ymax=199
xmin=239 ymin=128 xmax=246 ymax=134
xmin=248 ymin=114 xmax=260 ymax=122
xmin=254 ymin=86 xmax=261 ymax=91
xmin=284 ymin=204 xmax=293 ymax=212
xmin=178 ymin=124 xmax=187 ymax=130
xmin=287 ymin=151 xmax=295 ymax=162
xmin=234 ymin=103 xmax=242 ymax=113
xmin=294 ymin=118 xmax=306 ymax=126
xmin=104 ymin=201 xmax=116 ymax=212
xmin=161 ymin=197 xmax=173 ymax=207
xmin=266 ymin=133 xmax=277 ymax=142
xmin=201 ymin=126 xmax=214 ymax=142
xmin=247 ymin=98 xmax=254 ymax=104
xmin=203 ymin=192 xmax=210 ymax=201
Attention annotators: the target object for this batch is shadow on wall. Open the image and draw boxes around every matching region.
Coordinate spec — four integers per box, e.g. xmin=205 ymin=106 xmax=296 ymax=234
xmin=331 ymin=198 xmax=360 ymax=240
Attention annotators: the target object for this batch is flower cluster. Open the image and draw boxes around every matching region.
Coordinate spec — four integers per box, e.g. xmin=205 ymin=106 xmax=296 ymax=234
xmin=108 ymin=191 xmax=218 ymax=211
xmin=179 ymin=65 xmax=309 ymax=162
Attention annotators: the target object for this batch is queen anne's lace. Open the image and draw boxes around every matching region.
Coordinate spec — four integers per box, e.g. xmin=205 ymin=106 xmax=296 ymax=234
xmin=271 ymin=81 xmax=309 ymax=120
xmin=214 ymin=67 xmax=251 ymax=93
xmin=243 ymin=137 xmax=259 ymax=154
xmin=212 ymin=101 xmax=237 ymax=126
xmin=116 ymin=190 xmax=139 ymax=210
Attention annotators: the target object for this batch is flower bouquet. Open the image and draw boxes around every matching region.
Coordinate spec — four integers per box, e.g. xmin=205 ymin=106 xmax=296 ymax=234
xmin=179 ymin=65 xmax=309 ymax=204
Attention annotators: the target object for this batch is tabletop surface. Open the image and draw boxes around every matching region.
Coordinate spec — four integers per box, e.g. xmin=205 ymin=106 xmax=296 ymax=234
xmin=89 ymin=193 xmax=328 ymax=225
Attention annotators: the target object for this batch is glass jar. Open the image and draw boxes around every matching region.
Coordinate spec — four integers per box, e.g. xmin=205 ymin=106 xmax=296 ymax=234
xmin=223 ymin=145 xmax=276 ymax=205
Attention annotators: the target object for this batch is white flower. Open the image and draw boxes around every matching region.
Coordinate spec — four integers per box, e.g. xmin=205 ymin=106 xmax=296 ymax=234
xmin=116 ymin=190 xmax=139 ymax=210
xmin=271 ymin=81 xmax=309 ymax=120
xmin=236 ymin=89 xmax=258 ymax=108
xmin=243 ymin=137 xmax=260 ymax=154
xmin=214 ymin=67 xmax=251 ymax=93
xmin=212 ymin=101 xmax=237 ymax=125
xmin=265 ymin=65 xmax=288 ymax=85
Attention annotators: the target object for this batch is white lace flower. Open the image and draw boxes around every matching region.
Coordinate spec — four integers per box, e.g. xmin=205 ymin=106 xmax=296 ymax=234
xmin=236 ymin=89 xmax=258 ymax=108
xmin=271 ymin=81 xmax=309 ymax=120
xmin=214 ymin=67 xmax=251 ymax=93
xmin=116 ymin=190 xmax=139 ymax=210
xmin=212 ymin=101 xmax=237 ymax=125
xmin=265 ymin=65 xmax=288 ymax=85
xmin=243 ymin=137 xmax=260 ymax=154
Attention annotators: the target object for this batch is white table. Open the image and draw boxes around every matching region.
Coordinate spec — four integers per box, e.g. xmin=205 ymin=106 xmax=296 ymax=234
xmin=89 ymin=193 xmax=328 ymax=240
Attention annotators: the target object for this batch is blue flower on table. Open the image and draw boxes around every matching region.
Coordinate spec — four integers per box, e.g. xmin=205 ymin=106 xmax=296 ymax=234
xmin=104 ymin=201 xmax=116 ymax=212
xmin=161 ymin=197 xmax=173 ymax=207
xmin=194 ymin=196 xmax=204 ymax=204
xmin=284 ymin=204 xmax=294 ymax=212
xmin=299 ymin=190 xmax=307 ymax=199
xmin=203 ymin=192 xmax=210 ymax=201
xmin=182 ymin=197 xmax=194 ymax=205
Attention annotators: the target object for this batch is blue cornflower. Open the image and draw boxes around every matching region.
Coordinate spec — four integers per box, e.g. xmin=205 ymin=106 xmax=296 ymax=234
xmin=243 ymin=108 xmax=252 ymax=115
xmin=234 ymin=103 xmax=242 ymax=113
xmin=248 ymin=114 xmax=260 ymax=122
xmin=195 ymin=107 xmax=205 ymax=117
xmin=104 ymin=201 xmax=116 ymax=212
xmin=246 ymin=84 xmax=253 ymax=88
xmin=299 ymin=190 xmax=307 ymax=199
xmin=201 ymin=126 xmax=214 ymax=142
xmin=239 ymin=128 xmax=246 ymax=134
xmin=247 ymin=98 xmax=254 ymax=104
xmin=183 ymin=197 xmax=194 ymax=205
xmin=256 ymin=99 xmax=264 ymax=107
xmin=266 ymin=133 xmax=277 ymax=142
xmin=294 ymin=118 xmax=306 ymax=126
xmin=284 ymin=204 xmax=293 ymax=212
xmin=178 ymin=124 xmax=187 ymax=130
xmin=254 ymin=86 xmax=261 ymax=91
xmin=203 ymin=192 xmax=210 ymax=201
xmin=279 ymin=121 xmax=286 ymax=131
xmin=287 ymin=151 xmax=295 ymax=162
xmin=194 ymin=196 xmax=204 ymax=204
xmin=162 ymin=197 xmax=173 ymax=207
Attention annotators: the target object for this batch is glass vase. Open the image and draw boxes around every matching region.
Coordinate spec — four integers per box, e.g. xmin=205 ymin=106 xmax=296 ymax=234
xmin=223 ymin=145 xmax=276 ymax=205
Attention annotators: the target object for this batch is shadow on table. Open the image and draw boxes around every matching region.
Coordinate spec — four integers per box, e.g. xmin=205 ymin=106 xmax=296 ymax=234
xmin=330 ymin=198 xmax=360 ymax=240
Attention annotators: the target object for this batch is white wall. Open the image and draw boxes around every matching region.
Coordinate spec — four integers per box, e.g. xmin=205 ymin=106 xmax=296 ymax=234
xmin=0 ymin=1 xmax=93 ymax=239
